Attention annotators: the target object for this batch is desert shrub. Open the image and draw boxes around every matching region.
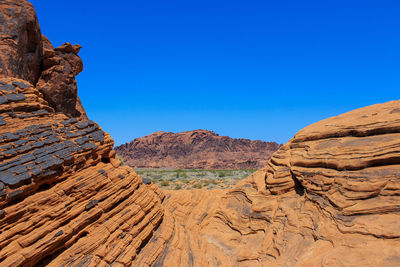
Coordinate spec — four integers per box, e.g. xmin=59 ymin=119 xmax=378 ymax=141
xmin=203 ymin=178 xmax=211 ymax=186
xmin=218 ymin=171 xmax=227 ymax=178
xmin=193 ymin=183 xmax=202 ymax=189
xmin=160 ymin=179 xmax=170 ymax=186
xmin=174 ymin=184 xmax=182 ymax=190
xmin=176 ymin=169 xmax=188 ymax=178
xmin=152 ymin=174 xmax=162 ymax=180
xmin=196 ymin=171 xmax=206 ymax=177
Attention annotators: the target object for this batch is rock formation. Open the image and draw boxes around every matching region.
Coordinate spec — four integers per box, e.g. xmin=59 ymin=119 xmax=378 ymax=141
xmin=0 ymin=0 xmax=42 ymax=85
xmin=0 ymin=0 xmax=87 ymax=119
xmin=0 ymin=1 xmax=163 ymax=266
xmin=36 ymin=39 xmax=87 ymax=119
xmin=0 ymin=1 xmax=399 ymax=266
xmin=133 ymin=100 xmax=400 ymax=266
xmin=115 ymin=130 xmax=281 ymax=169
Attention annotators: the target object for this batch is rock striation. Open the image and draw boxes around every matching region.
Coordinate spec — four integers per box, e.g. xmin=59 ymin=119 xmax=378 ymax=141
xmin=0 ymin=1 xmax=164 ymax=266
xmin=0 ymin=0 xmax=42 ymax=85
xmin=1 ymin=1 xmax=399 ymax=266
xmin=115 ymin=130 xmax=281 ymax=170
xmin=0 ymin=0 xmax=87 ymax=119
xmin=133 ymin=100 xmax=400 ymax=266
xmin=36 ymin=39 xmax=87 ymax=119
xmin=0 ymin=78 xmax=164 ymax=267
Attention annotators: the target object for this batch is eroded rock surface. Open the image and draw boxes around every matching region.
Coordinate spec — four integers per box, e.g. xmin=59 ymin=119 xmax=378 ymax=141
xmin=0 ymin=0 xmax=87 ymax=119
xmin=36 ymin=39 xmax=87 ymax=119
xmin=115 ymin=130 xmax=281 ymax=170
xmin=0 ymin=1 xmax=163 ymax=266
xmin=0 ymin=1 xmax=399 ymax=266
xmin=134 ymin=101 xmax=400 ymax=266
xmin=0 ymin=0 xmax=42 ymax=84
xmin=0 ymin=77 xmax=164 ymax=266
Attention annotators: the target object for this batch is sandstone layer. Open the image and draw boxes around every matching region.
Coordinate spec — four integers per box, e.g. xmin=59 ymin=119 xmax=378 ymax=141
xmin=0 ymin=1 xmax=164 ymax=266
xmin=1 ymin=1 xmax=400 ymax=266
xmin=0 ymin=0 xmax=87 ymax=119
xmin=0 ymin=78 xmax=165 ymax=267
xmin=133 ymin=100 xmax=400 ymax=266
xmin=115 ymin=130 xmax=281 ymax=170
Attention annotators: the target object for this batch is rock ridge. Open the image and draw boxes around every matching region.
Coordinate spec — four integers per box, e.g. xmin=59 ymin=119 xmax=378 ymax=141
xmin=0 ymin=0 xmax=87 ymax=119
xmin=115 ymin=129 xmax=281 ymax=170
xmin=0 ymin=1 xmax=164 ymax=266
xmin=0 ymin=1 xmax=399 ymax=266
xmin=133 ymin=100 xmax=400 ymax=266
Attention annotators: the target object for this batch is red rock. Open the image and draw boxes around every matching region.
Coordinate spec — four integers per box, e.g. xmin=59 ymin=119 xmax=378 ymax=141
xmin=0 ymin=2 xmax=162 ymax=266
xmin=134 ymin=100 xmax=400 ymax=266
xmin=0 ymin=0 xmax=87 ymax=119
xmin=0 ymin=0 xmax=42 ymax=84
xmin=0 ymin=1 xmax=399 ymax=266
xmin=115 ymin=129 xmax=281 ymax=169
xmin=36 ymin=41 xmax=87 ymax=119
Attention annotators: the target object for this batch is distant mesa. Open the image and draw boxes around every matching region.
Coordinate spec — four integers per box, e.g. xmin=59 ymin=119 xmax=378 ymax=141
xmin=115 ymin=129 xmax=281 ymax=169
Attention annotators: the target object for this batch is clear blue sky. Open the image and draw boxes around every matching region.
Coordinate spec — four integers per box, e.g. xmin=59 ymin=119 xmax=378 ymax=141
xmin=30 ymin=0 xmax=399 ymax=145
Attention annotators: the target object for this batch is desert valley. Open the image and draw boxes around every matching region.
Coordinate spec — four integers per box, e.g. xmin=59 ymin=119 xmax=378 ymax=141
xmin=0 ymin=0 xmax=399 ymax=266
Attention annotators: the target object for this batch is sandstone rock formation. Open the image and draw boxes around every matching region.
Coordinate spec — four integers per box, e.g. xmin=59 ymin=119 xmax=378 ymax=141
xmin=115 ymin=130 xmax=281 ymax=169
xmin=133 ymin=100 xmax=400 ymax=266
xmin=0 ymin=0 xmax=42 ymax=85
xmin=0 ymin=0 xmax=87 ymax=119
xmin=0 ymin=1 xmax=163 ymax=266
xmin=0 ymin=77 xmax=164 ymax=266
xmin=1 ymin=1 xmax=399 ymax=266
xmin=36 ymin=39 xmax=87 ymax=119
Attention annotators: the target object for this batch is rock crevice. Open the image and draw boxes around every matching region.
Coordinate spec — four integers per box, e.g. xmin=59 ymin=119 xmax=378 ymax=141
xmin=0 ymin=1 xmax=399 ymax=266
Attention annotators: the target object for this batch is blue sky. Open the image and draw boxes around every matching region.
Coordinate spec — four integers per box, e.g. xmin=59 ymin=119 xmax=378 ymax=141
xmin=31 ymin=0 xmax=400 ymax=145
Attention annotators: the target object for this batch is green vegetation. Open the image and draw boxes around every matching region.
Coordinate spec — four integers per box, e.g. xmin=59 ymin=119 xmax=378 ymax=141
xmin=160 ymin=179 xmax=170 ymax=187
xmin=176 ymin=169 xmax=188 ymax=178
xmin=134 ymin=168 xmax=256 ymax=190
xmin=218 ymin=171 xmax=227 ymax=177
xmin=193 ymin=183 xmax=203 ymax=189
xmin=174 ymin=184 xmax=182 ymax=190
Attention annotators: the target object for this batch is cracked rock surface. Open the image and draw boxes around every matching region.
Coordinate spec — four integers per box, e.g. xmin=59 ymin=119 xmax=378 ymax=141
xmin=0 ymin=0 xmax=399 ymax=266
xmin=134 ymin=100 xmax=400 ymax=266
xmin=0 ymin=77 xmax=164 ymax=266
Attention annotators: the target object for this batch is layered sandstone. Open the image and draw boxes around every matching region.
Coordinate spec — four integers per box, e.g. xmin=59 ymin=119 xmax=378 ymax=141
xmin=115 ymin=130 xmax=281 ymax=169
xmin=1 ymin=1 xmax=399 ymax=266
xmin=133 ymin=100 xmax=400 ymax=266
xmin=0 ymin=1 xmax=164 ymax=266
xmin=0 ymin=77 xmax=164 ymax=267
xmin=0 ymin=0 xmax=87 ymax=119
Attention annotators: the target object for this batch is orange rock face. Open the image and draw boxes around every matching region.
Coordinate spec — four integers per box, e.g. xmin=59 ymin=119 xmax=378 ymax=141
xmin=134 ymin=101 xmax=400 ymax=266
xmin=0 ymin=1 xmax=399 ymax=266
xmin=36 ymin=39 xmax=87 ymax=119
xmin=0 ymin=76 xmax=164 ymax=266
xmin=115 ymin=130 xmax=281 ymax=170
xmin=0 ymin=1 xmax=164 ymax=266
xmin=0 ymin=0 xmax=87 ymax=119
xmin=0 ymin=0 xmax=42 ymax=85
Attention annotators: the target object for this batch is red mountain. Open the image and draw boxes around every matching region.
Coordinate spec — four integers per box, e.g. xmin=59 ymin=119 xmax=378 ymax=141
xmin=115 ymin=130 xmax=281 ymax=169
